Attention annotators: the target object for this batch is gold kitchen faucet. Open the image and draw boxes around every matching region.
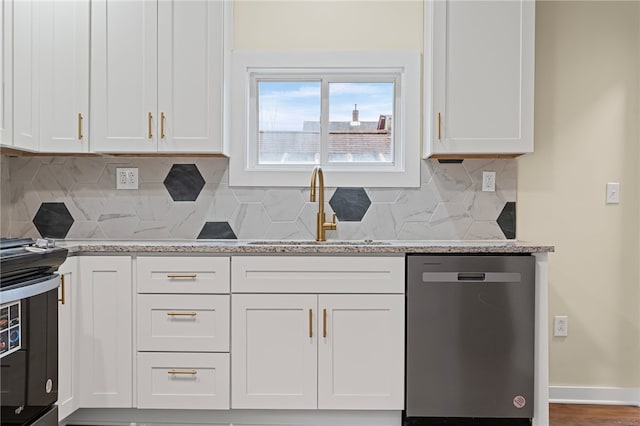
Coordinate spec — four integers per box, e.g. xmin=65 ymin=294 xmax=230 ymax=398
xmin=309 ymin=166 xmax=337 ymax=241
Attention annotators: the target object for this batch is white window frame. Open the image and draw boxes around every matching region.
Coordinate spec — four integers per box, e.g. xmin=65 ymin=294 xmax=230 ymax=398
xmin=230 ymin=51 xmax=421 ymax=188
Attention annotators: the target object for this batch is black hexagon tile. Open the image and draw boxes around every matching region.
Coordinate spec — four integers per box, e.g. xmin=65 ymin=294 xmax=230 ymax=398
xmin=497 ymin=201 xmax=516 ymax=239
xmin=33 ymin=202 xmax=74 ymax=238
xmin=329 ymin=187 xmax=371 ymax=222
xmin=197 ymin=222 xmax=237 ymax=239
xmin=163 ymin=164 xmax=206 ymax=201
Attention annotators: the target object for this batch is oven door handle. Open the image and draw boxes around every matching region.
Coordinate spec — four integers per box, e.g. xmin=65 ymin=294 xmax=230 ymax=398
xmin=0 ymin=275 xmax=61 ymax=304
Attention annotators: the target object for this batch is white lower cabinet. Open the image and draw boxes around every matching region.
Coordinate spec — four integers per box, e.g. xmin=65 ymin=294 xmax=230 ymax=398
xmin=62 ymin=254 xmax=404 ymax=419
xmin=318 ymin=294 xmax=405 ymax=410
xmin=231 ymin=294 xmax=318 ymax=409
xmin=136 ymin=256 xmax=231 ymax=410
xmin=137 ymin=352 xmax=230 ymax=409
xmin=57 ymin=257 xmax=78 ymax=421
xmin=231 ymin=255 xmax=406 ymax=411
xmin=76 ymin=256 xmax=133 ymax=408
xmin=137 ymin=294 xmax=230 ymax=352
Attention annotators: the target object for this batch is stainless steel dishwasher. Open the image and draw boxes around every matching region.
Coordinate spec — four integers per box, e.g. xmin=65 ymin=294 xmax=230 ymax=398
xmin=405 ymin=255 xmax=535 ymax=425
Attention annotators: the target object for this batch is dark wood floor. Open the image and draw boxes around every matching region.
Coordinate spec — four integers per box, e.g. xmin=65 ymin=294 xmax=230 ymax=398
xmin=550 ymin=403 xmax=640 ymax=425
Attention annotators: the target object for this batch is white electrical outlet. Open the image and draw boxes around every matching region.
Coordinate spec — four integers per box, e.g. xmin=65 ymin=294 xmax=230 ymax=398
xmin=116 ymin=168 xmax=138 ymax=190
xmin=553 ymin=315 xmax=568 ymax=337
xmin=482 ymin=171 xmax=496 ymax=192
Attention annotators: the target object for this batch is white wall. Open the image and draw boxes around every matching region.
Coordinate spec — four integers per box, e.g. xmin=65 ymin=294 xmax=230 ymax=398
xmin=234 ymin=0 xmax=423 ymax=50
xmin=518 ymin=1 xmax=640 ymax=390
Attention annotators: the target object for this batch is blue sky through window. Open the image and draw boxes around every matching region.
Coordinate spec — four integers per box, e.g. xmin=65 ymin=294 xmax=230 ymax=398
xmin=258 ymin=81 xmax=394 ymax=131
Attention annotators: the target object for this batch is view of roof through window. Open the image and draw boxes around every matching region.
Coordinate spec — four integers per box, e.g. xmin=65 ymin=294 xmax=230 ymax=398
xmin=258 ymin=81 xmax=394 ymax=165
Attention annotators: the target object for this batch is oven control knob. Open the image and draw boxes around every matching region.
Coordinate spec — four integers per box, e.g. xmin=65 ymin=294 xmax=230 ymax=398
xmin=46 ymin=379 xmax=53 ymax=393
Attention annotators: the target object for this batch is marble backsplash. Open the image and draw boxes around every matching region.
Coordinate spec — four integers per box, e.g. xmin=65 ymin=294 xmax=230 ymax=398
xmin=0 ymin=155 xmax=517 ymax=241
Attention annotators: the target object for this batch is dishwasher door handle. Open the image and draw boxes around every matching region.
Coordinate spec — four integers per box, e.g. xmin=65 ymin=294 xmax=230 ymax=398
xmin=421 ymin=272 xmax=522 ymax=283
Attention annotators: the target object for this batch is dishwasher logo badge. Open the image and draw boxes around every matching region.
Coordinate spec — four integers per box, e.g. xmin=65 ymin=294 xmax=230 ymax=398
xmin=513 ymin=395 xmax=527 ymax=409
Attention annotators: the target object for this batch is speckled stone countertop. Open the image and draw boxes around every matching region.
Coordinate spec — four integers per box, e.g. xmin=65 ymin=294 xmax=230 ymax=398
xmin=57 ymin=240 xmax=554 ymax=255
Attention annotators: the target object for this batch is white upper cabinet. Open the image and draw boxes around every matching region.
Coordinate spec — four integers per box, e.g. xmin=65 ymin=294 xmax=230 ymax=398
xmin=2 ymin=0 xmax=89 ymax=152
xmin=424 ymin=0 xmax=535 ymax=157
xmin=92 ymin=0 xmax=226 ymax=154
xmin=0 ymin=0 xmax=11 ymax=146
xmin=157 ymin=0 xmax=224 ymax=153
xmin=91 ymin=0 xmax=158 ymax=153
xmin=12 ymin=0 xmax=39 ymax=151
xmin=39 ymin=0 xmax=90 ymax=153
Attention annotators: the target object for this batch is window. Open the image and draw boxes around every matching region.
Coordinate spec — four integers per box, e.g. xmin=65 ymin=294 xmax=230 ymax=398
xmin=230 ymin=51 xmax=421 ymax=187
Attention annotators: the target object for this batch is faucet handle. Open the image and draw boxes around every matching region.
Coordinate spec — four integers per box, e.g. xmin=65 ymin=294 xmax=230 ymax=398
xmin=332 ymin=213 xmax=337 ymax=224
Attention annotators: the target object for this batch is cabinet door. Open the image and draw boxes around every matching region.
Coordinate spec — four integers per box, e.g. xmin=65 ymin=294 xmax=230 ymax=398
xmin=157 ymin=0 xmax=223 ymax=153
xmin=12 ymin=0 xmax=39 ymax=151
xmin=0 ymin=0 xmax=11 ymax=146
xmin=231 ymin=294 xmax=317 ymax=409
xmin=57 ymin=257 xmax=78 ymax=421
xmin=318 ymin=294 xmax=404 ymax=410
xmin=39 ymin=0 xmax=89 ymax=153
xmin=77 ymin=256 xmax=132 ymax=407
xmin=428 ymin=0 xmax=534 ymax=157
xmin=91 ymin=0 xmax=157 ymax=152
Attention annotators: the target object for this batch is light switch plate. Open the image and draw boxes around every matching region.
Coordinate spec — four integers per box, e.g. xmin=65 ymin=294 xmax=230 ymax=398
xmin=606 ymin=182 xmax=620 ymax=204
xmin=553 ymin=315 xmax=568 ymax=337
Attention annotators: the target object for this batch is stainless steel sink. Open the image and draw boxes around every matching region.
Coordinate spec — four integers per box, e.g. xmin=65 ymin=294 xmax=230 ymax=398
xmin=246 ymin=240 xmax=390 ymax=246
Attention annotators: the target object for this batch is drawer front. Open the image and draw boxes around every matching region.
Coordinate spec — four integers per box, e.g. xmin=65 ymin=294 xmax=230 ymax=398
xmin=137 ymin=352 xmax=229 ymax=409
xmin=231 ymin=256 xmax=405 ymax=294
xmin=137 ymin=294 xmax=229 ymax=352
xmin=137 ymin=256 xmax=230 ymax=294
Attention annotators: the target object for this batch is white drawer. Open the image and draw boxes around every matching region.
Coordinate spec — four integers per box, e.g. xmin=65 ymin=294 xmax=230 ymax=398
xmin=231 ymin=256 xmax=405 ymax=294
xmin=137 ymin=294 xmax=229 ymax=352
xmin=137 ymin=352 xmax=229 ymax=409
xmin=137 ymin=256 xmax=230 ymax=294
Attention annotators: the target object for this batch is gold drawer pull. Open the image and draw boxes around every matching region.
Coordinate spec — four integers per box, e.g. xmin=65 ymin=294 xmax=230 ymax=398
xmin=168 ymin=369 xmax=197 ymax=375
xmin=148 ymin=112 xmax=153 ymax=139
xmin=323 ymin=308 xmax=327 ymax=338
xmin=167 ymin=273 xmax=197 ymax=279
xmin=308 ymin=308 xmax=313 ymax=338
xmin=58 ymin=275 xmax=66 ymax=305
xmin=78 ymin=113 xmax=83 ymax=140
xmin=167 ymin=312 xmax=197 ymax=317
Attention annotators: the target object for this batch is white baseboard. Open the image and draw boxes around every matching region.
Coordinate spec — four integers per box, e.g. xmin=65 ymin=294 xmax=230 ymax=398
xmin=549 ymin=386 xmax=640 ymax=406
xmin=61 ymin=408 xmax=403 ymax=426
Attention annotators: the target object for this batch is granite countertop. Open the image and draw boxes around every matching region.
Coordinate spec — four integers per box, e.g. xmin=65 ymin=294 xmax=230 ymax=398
xmin=57 ymin=239 xmax=555 ymax=255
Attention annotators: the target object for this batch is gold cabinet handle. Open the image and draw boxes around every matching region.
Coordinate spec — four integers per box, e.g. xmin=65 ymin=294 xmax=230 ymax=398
xmin=167 ymin=312 xmax=197 ymax=317
xmin=58 ymin=275 xmax=65 ymax=305
xmin=168 ymin=369 xmax=197 ymax=375
xmin=148 ymin=112 xmax=153 ymax=139
xmin=161 ymin=112 xmax=166 ymax=139
xmin=323 ymin=308 xmax=327 ymax=338
xmin=437 ymin=112 xmax=441 ymax=140
xmin=309 ymin=308 xmax=313 ymax=338
xmin=167 ymin=273 xmax=197 ymax=279
xmin=78 ymin=113 xmax=83 ymax=140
